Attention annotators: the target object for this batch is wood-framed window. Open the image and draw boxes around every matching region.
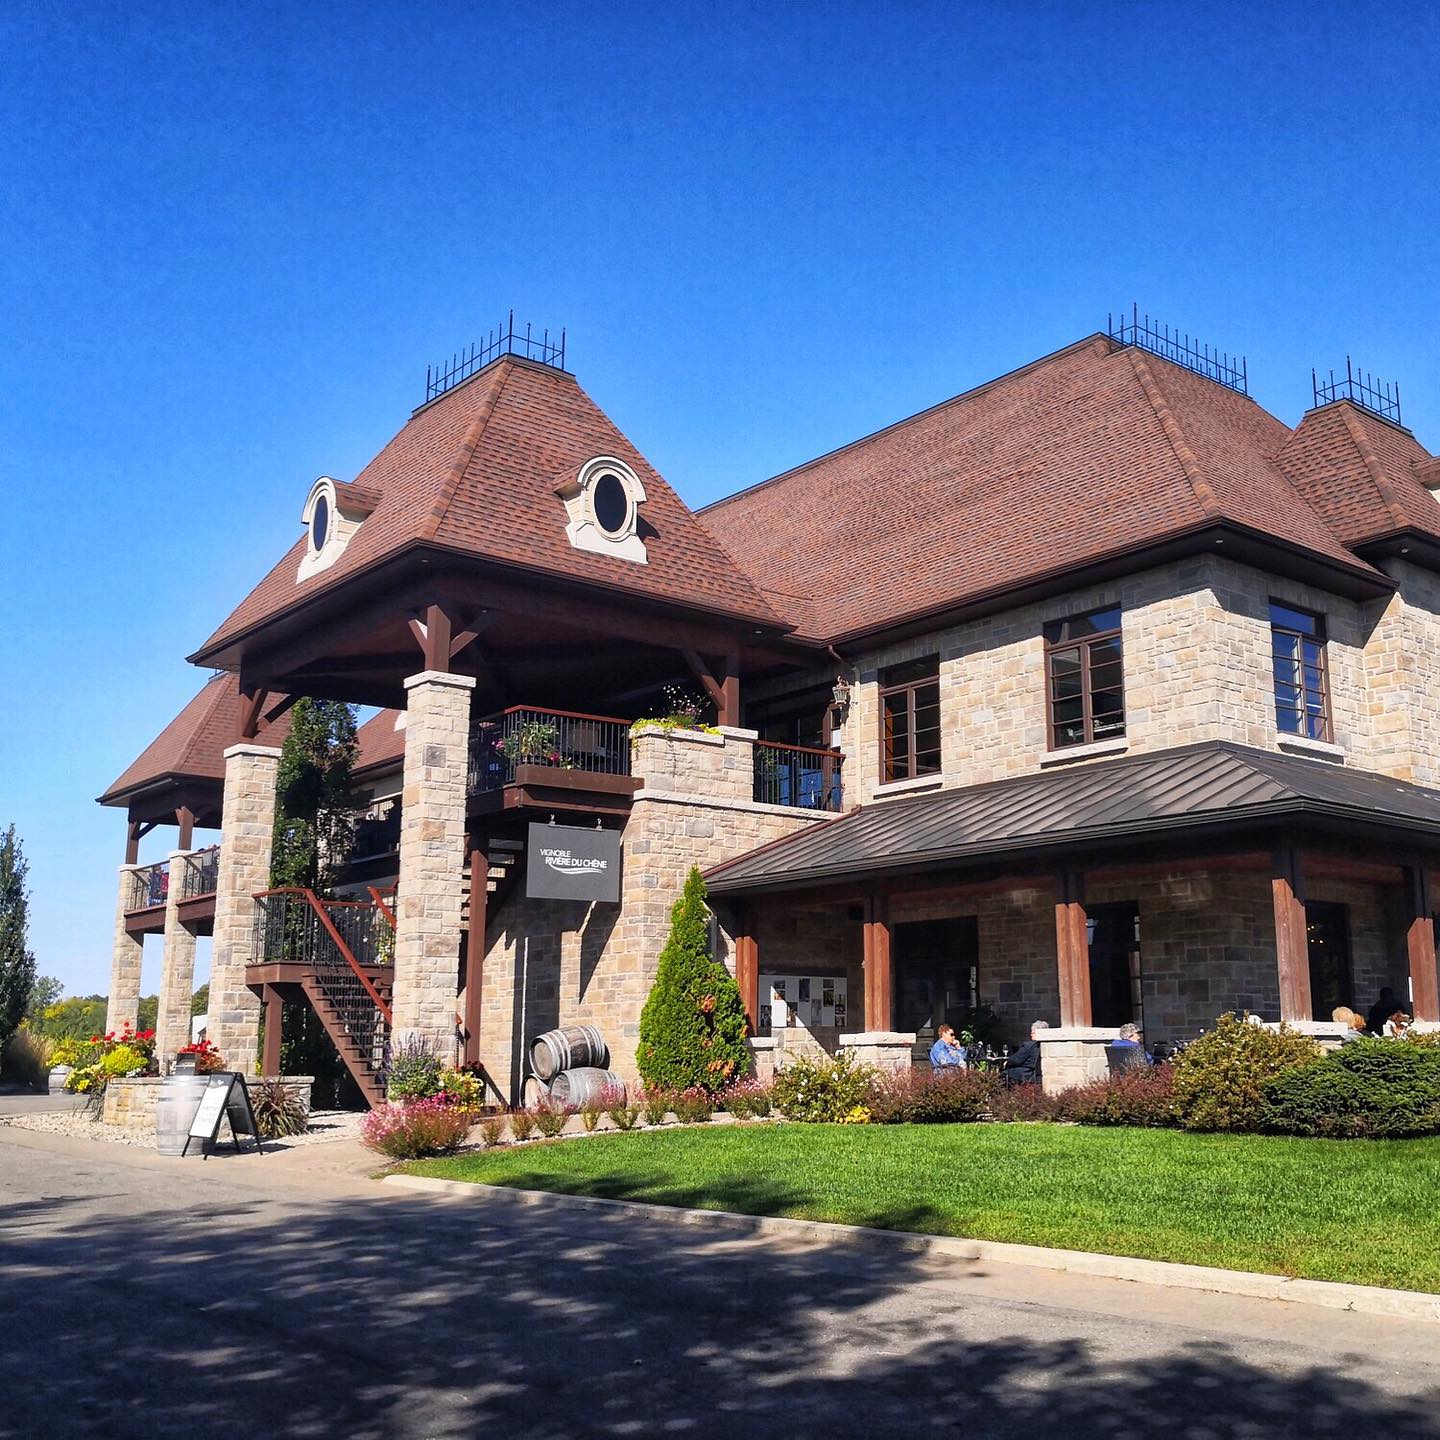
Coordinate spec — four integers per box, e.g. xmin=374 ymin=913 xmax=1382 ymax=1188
xmin=1044 ymin=605 xmax=1124 ymax=749
xmin=1269 ymin=601 xmax=1332 ymax=742
xmin=880 ymin=657 xmax=941 ymax=783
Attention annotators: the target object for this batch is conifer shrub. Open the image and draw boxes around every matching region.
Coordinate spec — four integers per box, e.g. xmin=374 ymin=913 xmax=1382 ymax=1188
xmin=1171 ymin=1013 xmax=1319 ymax=1132
xmin=636 ymin=867 xmax=750 ymax=1095
xmin=1262 ymin=1039 xmax=1440 ymax=1138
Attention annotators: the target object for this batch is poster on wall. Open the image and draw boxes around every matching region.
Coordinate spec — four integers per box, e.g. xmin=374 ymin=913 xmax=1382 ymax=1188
xmin=760 ymin=973 xmax=848 ymax=1035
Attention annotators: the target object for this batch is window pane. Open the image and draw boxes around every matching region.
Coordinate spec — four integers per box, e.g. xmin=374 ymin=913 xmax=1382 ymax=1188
xmin=1272 ymin=632 xmax=1299 ymax=662
xmin=1276 ymin=705 xmax=1302 ymax=734
xmin=1092 ymin=689 xmax=1125 ymax=737
xmin=1270 ymin=603 xmax=1320 ymax=635
xmin=1090 ymin=635 xmax=1123 ymax=667
xmin=1052 ymin=697 xmax=1086 ymax=746
xmin=1050 ymin=648 xmax=1082 ymax=701
xmin=1046 ymin=605 xmax=1121 ymax=644
xmin=1087 ymin=660 xmax=1124 ymax=694
xmin=882 ymin=656 xmax=939 ymax=688
xmin=883 ymin=692 xmax=909 ymax=781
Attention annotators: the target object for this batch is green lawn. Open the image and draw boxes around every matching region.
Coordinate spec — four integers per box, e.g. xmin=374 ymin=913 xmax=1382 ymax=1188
xmin=406 ymin=1123 xmax=1440 ymax=1293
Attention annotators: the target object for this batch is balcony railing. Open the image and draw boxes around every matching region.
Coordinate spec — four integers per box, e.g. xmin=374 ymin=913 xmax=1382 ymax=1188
xmin=126 ymin=860 xmax=169 ymax=911
xmin=351 ymin=803 xmax=401 ymax=863
xmin=753 ymin=740 xmax=845 ymax=812
xmin=180 ymin=846 xmax=220 ymax=899
xmin=468 ymin=706 xmax=632 ymax=794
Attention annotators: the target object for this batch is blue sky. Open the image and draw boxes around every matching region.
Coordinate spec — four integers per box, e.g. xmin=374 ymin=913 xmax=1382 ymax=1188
xmin=2 ymin=1 xmax=1436 ymax=996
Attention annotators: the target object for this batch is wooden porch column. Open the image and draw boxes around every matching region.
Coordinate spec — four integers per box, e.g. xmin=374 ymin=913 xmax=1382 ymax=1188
xmin=717 ymin=652 xmax=740 ymax=729
xmin=1272 ymin=843 xmax=1312 ymax=1022
xmin=732 ymin=903 xmax=759 ymax=1032
xmin=1405 ymin=861 xmax=1439 ymax=1024
xmin=175 ymin=806 xmax=195 ymax=852
xmin=463 ymin=843 xmax=488 ymax=1066
xmin=261 ymin=984 xmax=283 ymax=1076
xmin=1055 ymin=869 xmax=1091 ymax=1026
xmin=862 ymin=894 xmax=892 ymax=1030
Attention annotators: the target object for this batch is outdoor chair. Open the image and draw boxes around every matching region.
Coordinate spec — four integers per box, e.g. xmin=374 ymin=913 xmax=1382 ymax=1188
xmin=1105 ymin=1042 xmax=1149 ymax=1076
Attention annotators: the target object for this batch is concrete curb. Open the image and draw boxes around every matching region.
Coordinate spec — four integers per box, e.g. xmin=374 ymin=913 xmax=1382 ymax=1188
xmin=380 ymin=1173 xmax=1440 ymax=1323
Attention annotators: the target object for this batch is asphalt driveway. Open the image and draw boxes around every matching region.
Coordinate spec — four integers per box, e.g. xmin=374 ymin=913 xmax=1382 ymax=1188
xmin=3 ymin=1125 xmax=1439 ymax=1439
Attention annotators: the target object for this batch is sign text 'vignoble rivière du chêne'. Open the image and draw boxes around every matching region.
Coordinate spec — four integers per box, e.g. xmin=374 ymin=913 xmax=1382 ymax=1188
xmin=525 ymin=822 xmax=622 ymax=904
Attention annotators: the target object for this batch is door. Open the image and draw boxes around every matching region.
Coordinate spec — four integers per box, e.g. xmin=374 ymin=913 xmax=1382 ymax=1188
xmin=1305 ymin=900 xmax=1353 ymax=1019
xmin=894 ymin=918 xmax=979 ymax=1033
xmin=1088 ymin=901 xmax=1141 ymax=1029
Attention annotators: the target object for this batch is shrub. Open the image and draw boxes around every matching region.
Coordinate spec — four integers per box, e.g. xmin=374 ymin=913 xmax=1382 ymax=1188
xmin=532 ymin=1101 xmax=572 ymax=1138
xmin=988 ymin=1083 xmax=1062 ymax=1122
xmin=1056 ymin=1066 xmax=1177 ymax=1127
xmin=252 ymin=1080 xmax=309 ymax=1139
xmin=869 ymin=1067 xmax=997 ymax=1124
xmin=479 ymin=1115 xmax=507 ymax=1147
xmin=437 ymin=1067 xmax=483 ymax=1112
xmin=722 ymin=1077 xmax=773 ymax=1120
xmin=1171 ymin=1014 xmax=1320 ymax=1132
xmin=603 ymin=1086 xmax=641 ymax=1130
xmin=0 ymin=1028 xmax=51 ymax=1089
xmin=771 ymin=1052 xmax=877 ymax=1123
xmin=509 ymin=1109 xmax=537 ymax=1141
xmin=1262 ymin=1039 xmax=1440 ymax=1138
xmin=360 ymin=1099 xmax=472 ymax=1159
xmin=641 ymin=1089 xmax=672 ymax=1126
xmin=386 ymin=1036 xmax=443 ymax=1103
xmin=580 ymin=1103 xmax=601 ymax=1132
xmin=100 ymin=1043 xmax=150 ymax=1079
xmin=636 ymin=868 xmax=750 ymax=1095
xmin=671 ymin=1087 xmax=713 ymax=1124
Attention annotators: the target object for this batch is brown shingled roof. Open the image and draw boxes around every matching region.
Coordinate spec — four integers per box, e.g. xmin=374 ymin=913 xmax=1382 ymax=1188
xmin=354 ymin=709 xmax=405 ymax=774
xmin=99 ymin=674 xmax=294 ymax=804
xmin=701 ymin=337 xmax=1389 ymax=643
xmin=1275 ymin=401 xmax=1440 ymax=549
xmin=195 ymin=357 xmax=782 ymax=659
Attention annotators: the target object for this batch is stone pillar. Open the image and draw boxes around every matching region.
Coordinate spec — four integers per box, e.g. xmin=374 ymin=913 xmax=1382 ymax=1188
xmin=391 ymin=670 xmax=474 ymax=1059
xmin=154 ymin=850 xmax=198 ymax=1069
xmin=838 ymin=1031 xmax=917 ymax=1073
xmin=1037 ymin=1026 xmax=1120 ymax=1094
xmin=208 ymin=743 xmax=282 ymax=1074
xmin=106 ymin=864 xmax=145 ymax=1034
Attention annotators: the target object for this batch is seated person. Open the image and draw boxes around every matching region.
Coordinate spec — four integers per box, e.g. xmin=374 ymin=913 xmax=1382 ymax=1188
xmin=1366 ymin=987 xmax=1408 ymax=1036
xmin=1333 ymin=1006 xmax=1368 ymax=1044
xmin=1107 ymin=1021 xmax=1152 ymax=1071
xmin=1384 ymin=1009 xmax=1413 ymax=1038
xmin=1002 ymin=1020 xmax=1048 ymax=1086
xmin=928 ymin=1023 xmax=966 ymax=1070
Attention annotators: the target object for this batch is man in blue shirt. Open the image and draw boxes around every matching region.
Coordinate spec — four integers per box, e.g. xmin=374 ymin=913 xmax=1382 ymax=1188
xmin=929 ymin=1023 xmax=966 ymax=1070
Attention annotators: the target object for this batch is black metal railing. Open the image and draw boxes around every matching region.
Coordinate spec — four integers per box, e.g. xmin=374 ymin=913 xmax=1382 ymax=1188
xmin=180 ymin=846 xmax=220 ymax=899
xmin=752 ymin=740 xmax=845 ymax=812
xmin=252 ymin=889 xmax=393 ymax=1080
xmin=468 ymin=706 xmax=632 ymax=794
xmin=351 ymin=803 xmax=401 ymax=862
xmin=1313 ymin=356 xmax=1402 ymax=426
xmin=126 ymin=861 xmax=169 ymax=911
xmin=1108 ymin=304 xmax=1248 ymax=396
xmin=425 ymin=311 xmax=567 ymax=403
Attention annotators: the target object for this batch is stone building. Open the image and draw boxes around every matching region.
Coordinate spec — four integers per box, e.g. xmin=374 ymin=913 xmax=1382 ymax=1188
xmin=100 ymin=321 xmax=1440 ymax=1099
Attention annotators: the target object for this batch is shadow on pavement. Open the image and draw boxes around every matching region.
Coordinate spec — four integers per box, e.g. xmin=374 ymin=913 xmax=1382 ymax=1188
xmin=2 ymin=1167 xmax=1437 ymax=1440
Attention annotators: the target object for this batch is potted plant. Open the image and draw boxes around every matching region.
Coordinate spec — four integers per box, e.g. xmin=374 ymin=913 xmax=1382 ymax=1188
xmin=496 ymin=719 xmax=561 ymax=767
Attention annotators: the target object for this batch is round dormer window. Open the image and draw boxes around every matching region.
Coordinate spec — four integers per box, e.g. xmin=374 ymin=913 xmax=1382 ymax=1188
xmin=311 ymin=495 xmax=330 ymax=553
xmin=592 ymin=471 xmax=629 ymax=536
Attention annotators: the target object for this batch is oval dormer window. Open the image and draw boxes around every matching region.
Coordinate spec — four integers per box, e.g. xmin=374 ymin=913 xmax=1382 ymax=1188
xmin=592 ymin=471 xmax=629 ymax=536
xmin=311 ymin=495 xmax=330 ymax=553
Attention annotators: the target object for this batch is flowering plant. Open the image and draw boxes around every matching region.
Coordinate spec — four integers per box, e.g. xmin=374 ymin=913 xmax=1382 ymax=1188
xmin=437 ymin=1066 xmax=483 ymax=1111
xmin=177 ymin=1038 xmax=226 ymax=1074
xmin=360 ymin=1098 xmax=473 ymax=1159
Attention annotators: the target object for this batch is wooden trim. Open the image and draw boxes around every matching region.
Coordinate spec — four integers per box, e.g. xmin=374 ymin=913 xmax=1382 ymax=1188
xmin=1272 ymin=843 xmax=1312 ymax=1021
xmin=124 ymin=819 xmax=141 ymax=866
xmin=510 ymin=766 xmax=640 ymax=796
xmin=1406 ymin=861 xmax=1439 ymax=1024
xmin=175 ymin=806 xmax=195 ymax=852
xmin=862 ymin=894 xmax=892 ymax=1029
xmin=238 ymin=687 xmax=269 ymax=741
xmin=878 ymin=659 xmax=941 ymax=784
xmin=482 ymin=704 xmax=632 ymax=726
xmin=1044 ymin=608 xmax=1124 ymax=751
xmin=1055 ymin=869 xmax=1091 ymax=1025
xmin=732 ymin=906 xmax=759 ymax=1033
xmin=1269 ymin=601 xmax=1334 ymax=744
xmin=464 ymin=846 xmax=488 ymax=1066
xmin=261 ymin=984 xmax=283 ymax=1076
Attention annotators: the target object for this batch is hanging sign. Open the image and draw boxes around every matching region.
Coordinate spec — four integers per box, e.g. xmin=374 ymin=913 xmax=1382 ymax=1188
xmin=526 ymin=822 xmax=622 ymax=903
xmin=183 ymin=1072 xmax=265 ymax=1158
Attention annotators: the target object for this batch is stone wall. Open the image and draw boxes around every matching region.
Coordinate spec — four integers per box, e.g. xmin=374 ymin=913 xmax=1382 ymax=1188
xmin=474 ymin=726 xmax=838 ymax=1103
xmin=832 ymin=553 xmax=1440 ymax=799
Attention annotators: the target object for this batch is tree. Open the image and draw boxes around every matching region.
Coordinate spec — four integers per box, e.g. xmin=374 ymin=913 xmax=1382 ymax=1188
xmin=190 ymin=982 xmax=209 ymax=1017
xmin=636 ymin=867 xmax=750 ymax=1095
xmin=24 ymin=974 xmax=62 ymax=1021
xmin=270 ymin=698 xmax=360 ymax=893
xmin=0 ymin=827 xmax=36 ymax=1051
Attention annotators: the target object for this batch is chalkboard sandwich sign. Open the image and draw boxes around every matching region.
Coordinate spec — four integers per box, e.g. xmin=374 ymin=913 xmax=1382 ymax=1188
xmin=182 ymin=1073 xmax=265 ymax=1158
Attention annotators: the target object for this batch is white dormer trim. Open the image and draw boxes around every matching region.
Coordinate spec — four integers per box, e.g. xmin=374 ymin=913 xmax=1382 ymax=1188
xmin=556 ymin=456 xmax=648 ymax=564
xmin=297 ymin=476 xmax=366 ymax=582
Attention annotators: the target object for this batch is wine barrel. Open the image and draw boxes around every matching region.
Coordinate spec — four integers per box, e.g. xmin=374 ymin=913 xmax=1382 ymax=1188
xmin=529 ymin=1024 xmax=608 ymax=1081
xmin=549 ymin=1067 xmax=624 ymax=1108
xmin=155 ymin=1073 xmax=210 ymax=1157
xmin=521 ymin=1074 xmax=551 ymax=1108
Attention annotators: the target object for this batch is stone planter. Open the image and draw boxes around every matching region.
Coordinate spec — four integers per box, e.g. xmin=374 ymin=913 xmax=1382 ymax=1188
xmin=47 ymin=1065 xmax=72 ymax=1096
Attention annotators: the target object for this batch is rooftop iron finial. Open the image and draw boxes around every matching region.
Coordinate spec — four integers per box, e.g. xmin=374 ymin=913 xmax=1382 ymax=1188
xmin=1311 ymin=356 xmax=1403 ymax=426
xmin=423 ymin=312 xmax=568 ymax=404
xmin=1107 ymin=302 xmax=1248 ymax=396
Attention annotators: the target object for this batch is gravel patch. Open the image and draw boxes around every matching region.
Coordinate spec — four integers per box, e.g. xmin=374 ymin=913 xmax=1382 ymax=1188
xmin=0 ymin=1108 xmax=367 ymax=1150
